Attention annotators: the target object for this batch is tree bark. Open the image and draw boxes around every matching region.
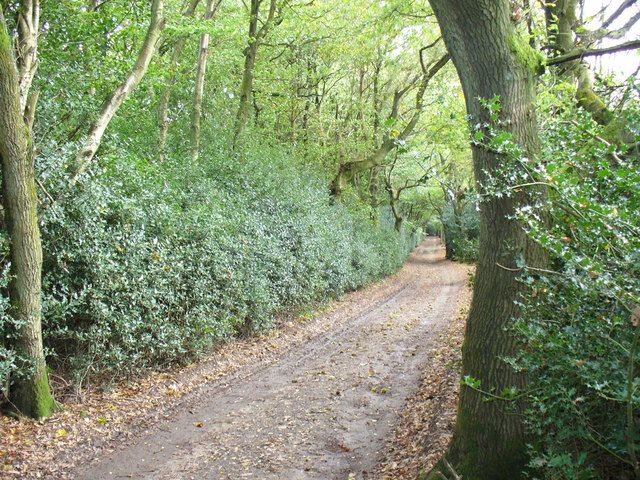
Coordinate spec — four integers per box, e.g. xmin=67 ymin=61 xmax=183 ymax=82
xmin=233 ymin=41 xmax=258 ymax=147
xmin=426 ymin=1 xmax=546 ymax=478
xmin=372 ymin=55 xmax=382 ymax=146
xmin=70 ymin=0 xmax=165 ymax=182
xmin=546 ymin=0 xmax=613 ymax=125
xmin=0 ymin=9 xmax=55 ymax=419
xmin=190 ymin=0 xmax=222 ymax=161
xmin=157 ymin=0 xmax=202 ymax=162
xmin=15 ymin=0 xmax=39 ymax=114
xmin=391 ymin=201 xmax=403 ymax=232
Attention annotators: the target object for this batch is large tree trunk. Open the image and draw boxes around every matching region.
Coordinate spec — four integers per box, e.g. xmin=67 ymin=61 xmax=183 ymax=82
xmin=426 ymin=1 xmax=546 ymax=478
xmin=190 ymin=0 xmax=222 ymax=161
xmin=70 ymin=0 xmax=165 ymax=182
xmin=0 ymin=9 xmax=55 ymax=419
xmin=157 ymin=0 xmax=202 ymax=162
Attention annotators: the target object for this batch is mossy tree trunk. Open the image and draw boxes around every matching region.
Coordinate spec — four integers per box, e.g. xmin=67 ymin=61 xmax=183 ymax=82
xmin=0 ymin=8 xmax=55 ymax=419
xmin=545 ymin=0 xmax=613 ymax=126
xmin=426 ymin=0 xmax=546 ymax=478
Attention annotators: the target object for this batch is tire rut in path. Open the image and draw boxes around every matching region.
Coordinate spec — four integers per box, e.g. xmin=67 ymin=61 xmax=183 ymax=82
xmin=76 ymin=238 xmax=470 ymax=480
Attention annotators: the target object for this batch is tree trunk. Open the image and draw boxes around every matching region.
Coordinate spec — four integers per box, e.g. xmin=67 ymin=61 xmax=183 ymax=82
xmin=70 ymin=0 xmax=165 ymax=182
xmin=190 ymin=0 xmax=222 ymax=161
xmin=391 ymin=203 xmax=403 ymax=232
xmin=233 ymin=0 xmax=279 ymax=148
xmin=0 ymin=9 xmax=55 ymax=419
xmin=546 ymin=0 xmax=613 ymax=125
xmin=426 ymin=1 xmax=546 ymax=478
xmin=233 ymin=0 xmax=261 ymax=148
xmin=233 ymin=46 xmax=257 ymax=146
xmin=157 ymin=0 xmax=202 ymax=162
xmin=372 ymin=55 xmax=382 ymax=146
xmin=15 ymin=0 xmax=39 ymax=113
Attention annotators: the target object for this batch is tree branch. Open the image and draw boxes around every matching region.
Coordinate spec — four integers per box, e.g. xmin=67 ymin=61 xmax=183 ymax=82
xmin=69 ymin=0 xmax=165 ymax=183
xmin=419 ymin=37 xmax=442 ymax=74
xmin=546 ymin=39 xmax=640 ymax=66
xmin=601 ymin=0 xmax=637 ymax=30
xmin=582 ymin=9 xmax=640 ymax=42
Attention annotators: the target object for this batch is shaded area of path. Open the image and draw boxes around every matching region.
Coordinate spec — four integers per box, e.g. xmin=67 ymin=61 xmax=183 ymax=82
xmin=75 ymin=238 xmax=470 ymax=480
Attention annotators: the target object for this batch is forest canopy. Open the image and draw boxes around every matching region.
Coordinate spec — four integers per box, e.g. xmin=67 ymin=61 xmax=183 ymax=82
xmin=0 ymin=0 xmax=639 ymax=479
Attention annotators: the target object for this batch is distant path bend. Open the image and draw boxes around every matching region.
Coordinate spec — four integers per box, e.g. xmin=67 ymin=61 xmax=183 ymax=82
xmin=76 ymin=237 xmax=470 ymax=480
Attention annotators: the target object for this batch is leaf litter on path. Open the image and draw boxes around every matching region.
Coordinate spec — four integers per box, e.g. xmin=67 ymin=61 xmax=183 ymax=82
xmin=1 ymin=239 xmax=471 ymax=480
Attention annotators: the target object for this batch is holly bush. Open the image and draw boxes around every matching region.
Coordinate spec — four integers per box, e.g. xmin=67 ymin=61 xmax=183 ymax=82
xmin=500 ymin=82 xmax=640 ymax=479
xmin=1 ymin=135 xmax=418 ymax=393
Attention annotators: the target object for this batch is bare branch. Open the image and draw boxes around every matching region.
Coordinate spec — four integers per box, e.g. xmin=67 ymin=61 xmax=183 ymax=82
xmin=397 ymin=53 xmax=450 ymax=140
xmin=546 ymin=39 xmax=640 ymax=66
xmin=583 ymin=8 xmax=640 ymax=41
xmin=443 ymin=458 xmax=462 ymax=480
xmin=602 ymin=8 xmax=640 ymax=39
xmin=601 ymin=0 xmax=637 ymax=30
xmin=419 ymin=37 xmax=442 ymax=74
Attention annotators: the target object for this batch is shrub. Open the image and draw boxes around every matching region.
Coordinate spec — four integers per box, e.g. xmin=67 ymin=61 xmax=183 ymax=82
xmin=488 ymin=84 xmax=640 ymax=479
xmin=1 ymin=138 xmax=415 ymax=392
xmin=442 ymin=199 xmax=479 ymax=262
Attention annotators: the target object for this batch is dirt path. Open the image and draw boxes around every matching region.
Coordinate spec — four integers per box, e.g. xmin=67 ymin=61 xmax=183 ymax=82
xmin=72 ymin=238 xmax=469 ymax=480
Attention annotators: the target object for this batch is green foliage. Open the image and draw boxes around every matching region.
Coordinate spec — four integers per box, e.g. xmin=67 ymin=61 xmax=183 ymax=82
xmin=441 ymin=200 xmax=479 ymax=262
xmin=1 ymin=0 xmax=435 ymax=406
xmin=1 ymin=132 xmax=414 ymax=391
xmin=484 ymin=81 xmax=640 ymax=479
xmin=0 ymin=260 xmax=17 ymax=396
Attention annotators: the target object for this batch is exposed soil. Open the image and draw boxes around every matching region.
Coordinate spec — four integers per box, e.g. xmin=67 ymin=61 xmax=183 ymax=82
xmin=1 ymin=238 xmax=471 ymax=480
xmin=376 ymin=297 xmax=468 ymax=479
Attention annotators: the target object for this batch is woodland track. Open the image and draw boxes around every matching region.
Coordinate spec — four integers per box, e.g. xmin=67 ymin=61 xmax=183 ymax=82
xmin=74 ymin=237 xmax=470 ymax=480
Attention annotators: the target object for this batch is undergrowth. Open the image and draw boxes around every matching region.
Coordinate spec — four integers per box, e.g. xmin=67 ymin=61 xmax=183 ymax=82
xmin=1 ymin=136 xmax=419 ymax=393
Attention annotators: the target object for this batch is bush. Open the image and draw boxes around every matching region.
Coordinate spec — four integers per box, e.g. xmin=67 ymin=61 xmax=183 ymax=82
xmin=494 ymin=85 xmax=640 ymax=479
xmin=442 ymin=199 xmax=479 ymax=262
xmin=1 ymin=138 xmax=415 ymax=392
xmin=0 ymin=256 xmax=16 ymax=397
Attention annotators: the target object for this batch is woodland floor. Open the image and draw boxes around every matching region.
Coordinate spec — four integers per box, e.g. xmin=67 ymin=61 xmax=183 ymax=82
xmin=1 ymin=238 xmax=472 ymax=480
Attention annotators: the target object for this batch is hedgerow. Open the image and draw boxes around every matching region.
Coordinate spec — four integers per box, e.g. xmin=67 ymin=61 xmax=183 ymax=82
xmin=1 ymin=138 xmax=418 ymax=390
